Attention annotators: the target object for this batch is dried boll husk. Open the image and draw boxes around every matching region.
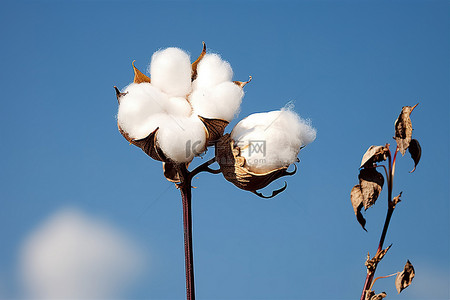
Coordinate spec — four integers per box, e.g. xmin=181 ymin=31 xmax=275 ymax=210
xmin=216 ymin=134 xmax=295 ymax=195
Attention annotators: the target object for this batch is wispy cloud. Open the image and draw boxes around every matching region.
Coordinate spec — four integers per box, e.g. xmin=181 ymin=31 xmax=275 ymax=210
xmin=19 ymin=208 xmax=146 ymax=299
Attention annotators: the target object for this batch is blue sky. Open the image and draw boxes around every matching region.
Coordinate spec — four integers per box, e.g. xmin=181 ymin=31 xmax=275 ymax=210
xmin=0 ymin=1 xmax=449 ymax=299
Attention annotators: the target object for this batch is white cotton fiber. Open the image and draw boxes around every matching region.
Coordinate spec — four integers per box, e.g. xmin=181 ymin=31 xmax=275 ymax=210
xmin=166 ymin=97 xmax=192 ymax=117
xmin=150 ymin=48 xmax=192 ymax=97
xmin=231 ymin=107 xmax=316 ymax=173
xmin=117 ymin=46 xmax=246 ymax=162
xmin=190 ymin=82 xmax=243 ymax=122
xmin=156 ymin=116 xmax=207 ymax=162
xmin=117 ymin=83 xmax=168 ymax=139
xmin=192 ymin=54 xmax=233 ymax=90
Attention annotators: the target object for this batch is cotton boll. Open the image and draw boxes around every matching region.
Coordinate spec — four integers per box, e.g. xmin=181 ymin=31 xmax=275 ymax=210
xmin=166 ymin=97 xmax=192 ymax=117
xmin=193 ymin=54 xmax=233 ymax=90
xmin=231 ymin=109 xmax=316 ymax=173
xmin=157 ymin=116 xmax=207 ymax=162
xmin=135 ymin=113 xmax=172 ymax=140
xmin=117 ymin=83 xmax=168 ymax=139
xmin=190 ymin=82 xmax=243 ymax=121
xmin=150 ymin=48 xmax=192 ymax=97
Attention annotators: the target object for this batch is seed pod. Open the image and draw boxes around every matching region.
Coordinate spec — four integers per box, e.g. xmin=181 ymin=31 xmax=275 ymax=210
xmin=216 ymin=134 xmax=295 ymax=196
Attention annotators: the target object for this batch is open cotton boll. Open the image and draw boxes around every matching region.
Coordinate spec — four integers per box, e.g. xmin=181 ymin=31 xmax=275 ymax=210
xmin=156 ymin=116 xmax=207 ymax=162
xmin=150 ymin=47 xmax=192 ymax=97
xmin=190 ymin=82 xmax=243 ymax=122
xmin=193 ymin=54 xmax=233 ymax=90
xmin=231 ymin=109 xmax=316 ymax=173
xmin=166 ymin=97 xmax=192 ymax=117
xmin=117 ymin=83 xmax=168 ymax=139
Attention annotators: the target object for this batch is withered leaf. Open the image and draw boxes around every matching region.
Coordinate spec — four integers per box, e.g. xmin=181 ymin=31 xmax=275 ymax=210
xmin=408 ymin=138 xmax=421 ymax=173
xmin=395 ymin=260 xmax=415 ymax=293
xmin=394 ymin=104 xmax=418 ymax=156
xmin=359 ymin=168 xmax=384 ymax=210
xmin=361 ymin=145 xmax=389 ymax=168
xmin=351 ymin=185 xmax=366 ymax=231
xmin=366 ymin=291 xmax=387 ymax=300
xmin=191 ymin=42 xmax=206 ymax=81
xmin=234 ymin=76 xmax=252 ymax=88
xmin=132 ymin=60 xmax=151 ymax=84
xmin=198 ymin=116 xmax=229 ymax=145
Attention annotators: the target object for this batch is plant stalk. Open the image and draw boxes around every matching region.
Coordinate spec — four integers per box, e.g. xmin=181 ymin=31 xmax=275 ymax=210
xmin=360 ymin=146 xmax=398 ymax=300
xmin=179 ymin=167 xmax=195 ymax=300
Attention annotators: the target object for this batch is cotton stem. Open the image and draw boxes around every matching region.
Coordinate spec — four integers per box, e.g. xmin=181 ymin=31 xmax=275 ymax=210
xmin=178 ymin=165 xmax=195 ymax=300
xmin=360 ymin=145 xmax=399 ymax=300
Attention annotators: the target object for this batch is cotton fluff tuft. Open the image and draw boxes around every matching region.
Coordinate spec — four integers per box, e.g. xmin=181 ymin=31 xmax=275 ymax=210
xmin=150 ymin=48 xmax=192 ymax=97
xmin=231 ymin=107 xmax=316 ymax=173
xmin=156 ymin=116 xmax=206 ymax=162
xmin=117 ymin=83 xmax=168 ymax=139
xmin=166 ymin=97 xmax=193 ymax=117
xmin=192 ymin=54 xmax=233 ymax=90
xmin=118 ymin=47 xmax=244 ymax=163
xmin=190 ymin=82 xmax=243 ymax=122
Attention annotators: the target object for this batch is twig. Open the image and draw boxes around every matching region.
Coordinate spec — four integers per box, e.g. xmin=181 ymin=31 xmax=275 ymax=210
xmin=190 ymin=157 xmax=219 ymax=177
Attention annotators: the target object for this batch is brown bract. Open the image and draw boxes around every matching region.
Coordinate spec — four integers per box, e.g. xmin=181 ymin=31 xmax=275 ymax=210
xmin=132 ymin=60 xmax=151 ymax=83
xmin=394 ymin=104 xmax=417 ymax=155
xmin=216 ymin=134 xmax=295 ymax=198
xmin=360 ymin=145 xmax=389 ymax=168
xmin=395 ymin=260 xmax=415 ymax=293
xmin=198 ymin=116 xmax=229 ymax=145
xmin=191 ymin=42 xmax=206 ymax=81
xmin=234 ymin=76 xmax=252 ymax=88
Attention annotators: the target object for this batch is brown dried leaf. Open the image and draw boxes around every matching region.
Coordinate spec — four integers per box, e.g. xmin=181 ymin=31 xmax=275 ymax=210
xmin=394 ymin=104 xmax=418 ymax=155
xmin=366 ymin=291 xmax=387 ymax=300
xmin=191 ymin=42 xmax=206 ymax=81
xmin=198 ymin=116 xmax=229 ymax=145
xmin=408 ymin=139 xmax=421 ymax=173
xmin=234 ymin=76 xmax=252 ymax=88
xmin=216 ymin=134 xmax=295 ymax=194
xmin=351 ymin=185 xmax=366 ymax=231
xmin=133 ymin=128 xmax=167 ymax=162
xmin=361 ymin=145 xmax=389 ymax=168
xmin=395 ymin=260 xmax=415 ymax=293
xmin=359 ymin=168 xmax=384 ymax=210
xmin=132 ymin=60 xmax=151 ymax=84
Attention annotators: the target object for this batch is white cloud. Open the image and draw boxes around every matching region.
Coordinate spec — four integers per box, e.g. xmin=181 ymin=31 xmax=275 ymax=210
xmin=19 ymin=208 xmax=145 ymax=299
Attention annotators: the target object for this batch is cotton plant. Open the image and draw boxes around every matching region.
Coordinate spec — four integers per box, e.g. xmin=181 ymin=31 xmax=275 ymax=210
xmin=350 ymin=105 xmax=420 ymax=300
xmin=114 ymin=43 xmax=316 ymax=300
